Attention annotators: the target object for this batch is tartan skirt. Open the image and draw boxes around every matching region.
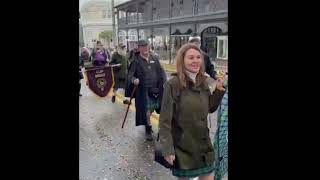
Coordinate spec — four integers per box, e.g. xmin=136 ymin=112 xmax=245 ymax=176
xmin=172 ymin=164 xmax=215 ymax=178
xmin=145 ymin=91 xmax=160 ymax=111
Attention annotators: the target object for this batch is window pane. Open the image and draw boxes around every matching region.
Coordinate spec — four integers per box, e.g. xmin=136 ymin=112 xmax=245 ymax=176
xmin=224 ymin=39 xmax=228 ymax=58
xmin=118 ymin=30 xmax=126 ymax=45
xmin=153 ymin=27 xmax=170 ymax=61
xmin=218 ymin=40 xmax=224 ymax=58
xmin=225 ymin=39 xmax=228 ymax=58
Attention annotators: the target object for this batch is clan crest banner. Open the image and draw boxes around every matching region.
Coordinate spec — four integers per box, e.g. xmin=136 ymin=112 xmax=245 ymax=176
xmin=85 ymin=66 xmax=115 ymax=97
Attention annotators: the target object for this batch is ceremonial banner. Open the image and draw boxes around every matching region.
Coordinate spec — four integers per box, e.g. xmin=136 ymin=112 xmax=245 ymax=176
xmin=85 ymin=66 xmax=115 ymax=97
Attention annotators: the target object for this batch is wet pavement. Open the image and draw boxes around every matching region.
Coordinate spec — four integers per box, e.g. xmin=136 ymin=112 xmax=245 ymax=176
xmin=79 ymin=73 xmax=218 ymax=180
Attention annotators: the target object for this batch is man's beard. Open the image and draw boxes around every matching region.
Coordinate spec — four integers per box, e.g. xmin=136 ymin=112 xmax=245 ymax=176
xmin=118 ymin=49 xmax=126 ymax=56
xmin=140 ymin=51 xmax=149 ymax=59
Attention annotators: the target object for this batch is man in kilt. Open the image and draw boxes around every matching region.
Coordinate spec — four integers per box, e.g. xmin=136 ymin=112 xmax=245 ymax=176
xmin=126 ymin=40 xmax=167 ymax=141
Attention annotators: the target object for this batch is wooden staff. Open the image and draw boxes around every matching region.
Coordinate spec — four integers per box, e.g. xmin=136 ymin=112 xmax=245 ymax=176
xmin=121 ymin=85 xmax=137 ymax=128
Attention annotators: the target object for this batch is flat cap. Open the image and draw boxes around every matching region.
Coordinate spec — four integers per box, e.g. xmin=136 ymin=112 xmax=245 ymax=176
xmin=137 ymin=40 xmax=149 ymax=46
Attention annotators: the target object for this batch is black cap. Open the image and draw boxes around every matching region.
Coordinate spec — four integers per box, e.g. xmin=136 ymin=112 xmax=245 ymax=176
xmin=137 ymin=40 xmax=149 ymax=46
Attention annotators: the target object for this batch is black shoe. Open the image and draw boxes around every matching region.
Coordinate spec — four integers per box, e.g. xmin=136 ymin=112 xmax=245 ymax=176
xmin=111 ymin=95 xmax=116 ymax=103
xmin=79 ymin=94 xmax=82 ymax=97
xmin=145 ymin=126 xmax=153 ymax=141
xmin=123 ymin=99 xmax=130 ymax=104
xmin=146 ymin=131 xmax=153 ymax=141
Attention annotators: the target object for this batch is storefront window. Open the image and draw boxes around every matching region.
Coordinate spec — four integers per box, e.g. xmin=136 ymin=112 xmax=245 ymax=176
xmin=153 ymin=27 xmax=170 ymax=61
xmin=128 ymin=29 xmax=138 ymax=41
xmin=127 ymin=29 xmax=138 ymax=50
xmin=201 ymin=26 xmax=222 ymax=60
xmin=170 ymin=24 xmax=194 ymax=63
xmin=118 ymin=30 xmax=126 ymax=45
xmin=217 ymin=36 xmax=228 ymax=60
xmin=139 ymin=29 xmax=151 ymax=41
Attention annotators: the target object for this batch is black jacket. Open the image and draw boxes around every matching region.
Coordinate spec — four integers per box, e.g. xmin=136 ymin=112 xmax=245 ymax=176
xmin=202 ymin=51 xmax=216 ymax=79
xmin=125 ymin=52 xmax=167 ymax=126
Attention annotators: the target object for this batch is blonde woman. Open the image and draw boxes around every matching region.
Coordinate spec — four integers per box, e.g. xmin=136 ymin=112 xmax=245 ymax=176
xmin=159 ymin=44 xmax=225 ymax=180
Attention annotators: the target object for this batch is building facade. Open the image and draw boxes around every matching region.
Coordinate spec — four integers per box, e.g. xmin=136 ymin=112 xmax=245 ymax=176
xmin=79 ymin=12 xmax=85 ymax=56
xmin=80 ymin=0 xmax=114 ymax=48
xmin=79 ymin=20 xmax=84 ymax=47
xmin=115 ymin=0 xmax=228 ymax=64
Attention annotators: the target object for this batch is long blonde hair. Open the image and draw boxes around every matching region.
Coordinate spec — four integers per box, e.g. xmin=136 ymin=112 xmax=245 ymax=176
xmin=175 ymin=43 xmax=206 ymax=90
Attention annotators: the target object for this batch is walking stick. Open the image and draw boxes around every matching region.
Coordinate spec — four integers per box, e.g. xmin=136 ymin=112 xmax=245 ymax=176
xmin=121 ymin=85 xmax=137 ymax=128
